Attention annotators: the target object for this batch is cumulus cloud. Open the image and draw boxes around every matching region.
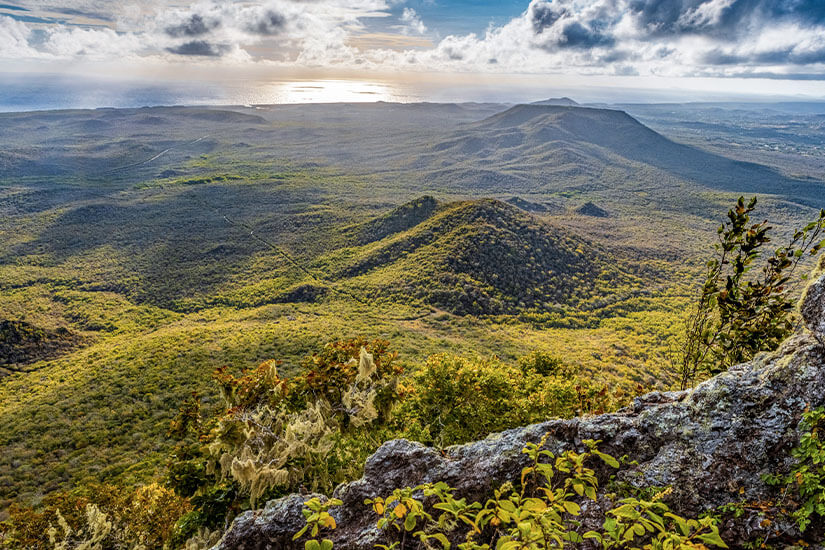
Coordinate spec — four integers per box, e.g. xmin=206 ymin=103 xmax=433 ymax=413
xmin=0 ymin=15 xmax=38 ymax=57
xmin=245 ymin=10 xmax=288 ymax=35
xmin=400 ymin=0 xmax=825 ymax=78
xmin=1 ymin=0 xmax=824 ymax=80
xmin=165 ymin=14 xmax=220 ymax=38
xmin=43 ymin=25 xmax=145 ymax=59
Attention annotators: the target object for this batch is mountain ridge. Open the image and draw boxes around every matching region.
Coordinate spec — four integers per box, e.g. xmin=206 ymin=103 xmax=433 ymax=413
xmin=421 ymin=104 xmax=825 ymax=207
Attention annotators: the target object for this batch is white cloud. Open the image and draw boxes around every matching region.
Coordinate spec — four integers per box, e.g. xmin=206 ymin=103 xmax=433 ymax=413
xmin=1 ymin=0 xmax=824 ymax=81
xmin=0 ymin=16 xmax=41 ymax=58
xmin=399 ymin=8 xmax=427 ymax=35
xmin=43 ymin=26 xmax=145 ymax=59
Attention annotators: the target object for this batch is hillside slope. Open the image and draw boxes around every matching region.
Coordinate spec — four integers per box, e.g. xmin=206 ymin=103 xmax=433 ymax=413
xmin=0 ymin=320 xmax=82 ymax=372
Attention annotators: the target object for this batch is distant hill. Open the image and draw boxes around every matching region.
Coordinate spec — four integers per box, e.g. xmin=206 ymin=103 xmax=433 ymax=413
xmin=347 ymin=195 xmax=439 ymax=245
xmin=332 ymin=197 xmax=641 ymax=315
xmin=506 ymin=196 xmax=548 ymax=212
xmin=531 ymin=97 xmax=579 ymax=106
xmin=575 ymin=202 xmax=609 ymax=217
xmin=419 ymin=104 xmax=825 ymax=208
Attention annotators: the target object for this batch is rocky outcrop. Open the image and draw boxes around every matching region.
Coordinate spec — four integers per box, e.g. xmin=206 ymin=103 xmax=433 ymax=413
xmin=215 ymin=274 xmax=825 ymax=550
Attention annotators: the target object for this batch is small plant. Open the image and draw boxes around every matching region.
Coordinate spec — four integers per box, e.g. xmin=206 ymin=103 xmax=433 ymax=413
xmin=587 ymin=487 xmax=727 ymax=549
xmin=765 ymin=406 xmax=825 ymax=533
xmin=363 ymin=437 xmax=727 ymax=550
xmin=366 ymin=486 xmax=443 ymax=550
xmin=293 ymin=497 xmax=342 ymax=550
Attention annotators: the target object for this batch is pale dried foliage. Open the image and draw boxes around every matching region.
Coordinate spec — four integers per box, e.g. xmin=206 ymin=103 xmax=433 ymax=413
xmin=344 ymin=348 xmax=381 ymax=428
xmin=207 ymin=347 xmax=393 ymax=506
xmin=183 ymin=528 xmax=222 ymax=550
xmin=48 ymin=505 xmax=114 ymax=550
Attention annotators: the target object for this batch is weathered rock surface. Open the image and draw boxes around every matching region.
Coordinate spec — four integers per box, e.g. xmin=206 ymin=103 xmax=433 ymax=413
xmin=215 ymin=272 xmax=825 ymax=550
xmin=802 ymin=264 xmax=825 ymax=344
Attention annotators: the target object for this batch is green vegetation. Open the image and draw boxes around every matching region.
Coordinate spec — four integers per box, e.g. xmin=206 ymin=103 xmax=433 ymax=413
xmin=166 ymin=338 xmax=402 ymax=537
xmin=2 ymin=103 xmax=824 ymax=548
xmin=299 ymin=438 xmax=727 ymax=550
xmin=0 ymin=337 xmax=628 ymax=549
xmin=3 ymin=332 xmax=825 ymax=548
xmin=326 ymin=198 xmax=646 ymax=318
xmin=0 ymin=483 xmax=189 ymax=550
xmin=161 ymin=337 xmax=623 ymax=543
xmin=677 ymin=197 xmax=825 ymax=389
xmin=0 ymin=320 xmax=83 ymax=373
xmin=0 ymin=180 xmax=688 ymax=512
xmin=765 ymin=406 xmax=825 ymax=533
xmin=395 ymin=352 xmax=618 ymax=447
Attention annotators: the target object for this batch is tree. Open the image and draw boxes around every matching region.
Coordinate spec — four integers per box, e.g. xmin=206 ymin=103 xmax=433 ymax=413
xmin=677 ymin=196 xmax=825 ymax=390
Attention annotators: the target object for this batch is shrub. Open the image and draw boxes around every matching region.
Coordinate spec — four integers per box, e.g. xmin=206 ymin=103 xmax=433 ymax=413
xmin=0 ymin=483 xmax=190 ymax=550
xmin=394 ymin=353 xmax=617 ymax=447
xmin=677 ymin=197 xmax=825 ymax=389
xmin=765 ymin=406 xmax=825 ymax=534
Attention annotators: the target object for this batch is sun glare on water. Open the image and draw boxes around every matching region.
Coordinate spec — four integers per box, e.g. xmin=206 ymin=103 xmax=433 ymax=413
xmin=253 ymin=79 xmax=416 ymax=104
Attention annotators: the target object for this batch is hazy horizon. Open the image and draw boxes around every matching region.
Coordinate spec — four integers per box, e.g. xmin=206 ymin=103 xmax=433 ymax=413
xmin=3 ymin=71 xmax=825 ymax=113
xmin=2 ymin=0 xmax=825 ymax=111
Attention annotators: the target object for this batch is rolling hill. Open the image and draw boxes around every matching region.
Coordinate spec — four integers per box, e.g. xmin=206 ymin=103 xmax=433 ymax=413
xmin=0 ymin=320 xmax=83 ymax=374
xmin=327 ymin=197 xmax=643 ymax=316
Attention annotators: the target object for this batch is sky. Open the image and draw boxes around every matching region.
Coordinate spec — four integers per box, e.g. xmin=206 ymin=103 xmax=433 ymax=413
xmin=1 ymin=0 xmax=825 ymax=102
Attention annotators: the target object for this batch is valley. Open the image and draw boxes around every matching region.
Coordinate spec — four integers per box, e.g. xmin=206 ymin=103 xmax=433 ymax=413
xmin=1 ymin=100 xmax=824 ymax=518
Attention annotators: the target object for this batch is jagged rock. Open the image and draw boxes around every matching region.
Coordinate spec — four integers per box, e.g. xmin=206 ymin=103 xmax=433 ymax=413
xmin=214 ymin=298 xmax=825 ymax=550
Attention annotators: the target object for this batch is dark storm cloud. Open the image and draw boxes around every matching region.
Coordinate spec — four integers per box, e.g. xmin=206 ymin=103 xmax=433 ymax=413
xmin=529 ymin=1 xmax=615 ymax=50
xmin=165 ymin=14 xmax=219 ymax=38
xmin=246 ymin=10 xmax=287 ymax=35
xmin=166 ymin=40 xmax=227 ymax=56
